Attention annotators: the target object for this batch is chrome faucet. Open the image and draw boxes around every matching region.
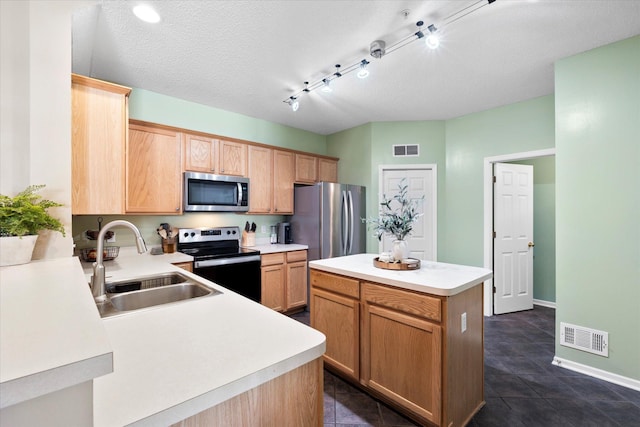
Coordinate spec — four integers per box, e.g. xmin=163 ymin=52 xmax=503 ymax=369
xmin=91 ymin=220 xmax=147 ymax=303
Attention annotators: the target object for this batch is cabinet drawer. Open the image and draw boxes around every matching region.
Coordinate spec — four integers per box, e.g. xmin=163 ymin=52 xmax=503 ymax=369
xmin=261 ymin=252 xmax=285 ymax=266
xmin=286 ymin=250 xmax=307 ymax=263
xmin=362 ymin=282 xmax=442 ymax=322
xmin=310 ymin=270 xmax=359 ymax=299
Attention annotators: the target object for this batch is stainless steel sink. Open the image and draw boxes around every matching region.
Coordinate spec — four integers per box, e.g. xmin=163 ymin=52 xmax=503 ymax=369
xmin=96 ymin=272 xmax=221 ymax=318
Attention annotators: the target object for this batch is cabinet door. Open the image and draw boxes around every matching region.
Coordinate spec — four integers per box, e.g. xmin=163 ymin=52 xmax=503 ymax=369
xmin=184 ymin=134 xmax=217 ymax=173
xmin=318 ymin=158 xmax=338 ymax=183
xmin=71 ymin=74 xmax=130 ymax=214
xmin=248 ymin=145 xmax=273 ymax=213
xmin=273 ymin=150 xmax=294 ymax=214
xmin=361 ymin=284 xmax=442 ymax=425
xmin=127 ymin=124 xmax=182 ymax=214
xmin=261 ymin=264 xmax=285 ymax=312
xmin=286 ymin=260 xmax=307 ymax=311
xmin=172 ymin=262 xmax=193 ymax=272
xmin=219 ymin=140 xmax=247 ymax=176
xmin=295 ymin=153 xmax=317 ymax=183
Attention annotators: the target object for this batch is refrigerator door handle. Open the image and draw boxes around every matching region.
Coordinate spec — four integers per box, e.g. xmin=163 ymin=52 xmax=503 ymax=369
xmin=347 ymin=190 xmax=355 ymax=254
xmin=341 ymin=190 xmax=349 ymax=255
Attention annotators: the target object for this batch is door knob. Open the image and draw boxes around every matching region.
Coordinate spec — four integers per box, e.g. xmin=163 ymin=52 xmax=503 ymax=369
xmin=528 ymin=242 xmax=535 ymax=247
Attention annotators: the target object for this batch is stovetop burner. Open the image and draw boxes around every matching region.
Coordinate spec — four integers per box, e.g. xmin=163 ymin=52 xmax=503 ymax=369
xmin=177 ymin=226 xmax=259 ymax=260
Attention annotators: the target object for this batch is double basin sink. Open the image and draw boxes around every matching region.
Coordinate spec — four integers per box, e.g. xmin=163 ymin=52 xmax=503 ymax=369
xmin=95 ymin=271 xmax=221 ymax=318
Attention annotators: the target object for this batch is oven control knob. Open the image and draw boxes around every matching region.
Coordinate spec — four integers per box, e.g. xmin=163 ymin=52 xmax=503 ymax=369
xmin=231 ymin=230 xmax=236 ymax=235
xmin=190 ymin=232 xmax=196 ymax=237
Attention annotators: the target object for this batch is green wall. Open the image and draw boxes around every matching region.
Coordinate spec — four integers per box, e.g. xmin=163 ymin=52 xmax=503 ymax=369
xmin=513 ymin=157 xmax=556 ymax=303
xmin=555 ymin=36 xmax=640 ymax=379
xmin=327 ymin=121 xmax=446 ymax=253
xmin=443 ymin=95 xmax=556 ymax=265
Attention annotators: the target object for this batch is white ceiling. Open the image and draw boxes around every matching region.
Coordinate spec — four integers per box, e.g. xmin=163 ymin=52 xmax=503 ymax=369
xmin=72 ymin=0 xmax=640 ymax=135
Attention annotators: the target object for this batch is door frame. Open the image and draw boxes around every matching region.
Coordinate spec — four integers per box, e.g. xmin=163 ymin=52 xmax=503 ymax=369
xmin=483 ymin=149 xmax=555 ymax=316
xmin=379 ymin=164 xmax=438 ymax=261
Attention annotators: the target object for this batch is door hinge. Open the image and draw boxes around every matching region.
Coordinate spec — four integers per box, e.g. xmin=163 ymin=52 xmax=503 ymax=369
xmin=493 ymin=175 xmax=496 ymax=183
xmin=493 ymin=285 xmax=496 ymax=294
xmin=493 ymin=231 xmax=496 ymax=238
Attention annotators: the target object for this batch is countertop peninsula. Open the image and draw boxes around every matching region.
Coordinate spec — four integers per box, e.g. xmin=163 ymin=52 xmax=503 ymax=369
xmin=3 ymin=249 xmax=325 ymax=426
xmin=309 ymin=253 xmax=493 ymax=296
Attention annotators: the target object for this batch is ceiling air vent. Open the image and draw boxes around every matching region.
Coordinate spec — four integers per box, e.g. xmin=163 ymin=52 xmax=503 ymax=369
xmin=393 ymin=144 xmax=419 ymax=157
xmin=560 ymin=322 xmax=609 ymax=357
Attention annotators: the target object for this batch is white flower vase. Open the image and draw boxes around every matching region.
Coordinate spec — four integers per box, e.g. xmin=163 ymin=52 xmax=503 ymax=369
xmin=392 ymin=239 xmax=410 ymax=261
xmin=0 ymin=235 xmax=38 ymax=267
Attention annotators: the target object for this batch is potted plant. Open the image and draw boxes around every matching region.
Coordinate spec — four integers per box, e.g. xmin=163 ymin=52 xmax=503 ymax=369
xmin=0 ymin=185 xmax=65 ymax=266
xmin=362 ymin=179 xmax=423 ymax=261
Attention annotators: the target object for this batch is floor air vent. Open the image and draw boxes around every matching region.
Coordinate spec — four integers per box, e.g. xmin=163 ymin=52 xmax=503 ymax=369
xmin=393 ymin=144 xmax=419 ymax=157
xmin=560 ymin=322 xmax=608 ymax=357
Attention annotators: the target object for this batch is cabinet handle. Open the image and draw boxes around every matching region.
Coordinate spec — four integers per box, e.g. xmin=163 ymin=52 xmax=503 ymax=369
xmin=221 ymin=169 xmax=225 ymax=173
xmin=175 ymin=207 xmax=180 ymax=212
xmin=211 ymin=168 xmax=215 ymax=172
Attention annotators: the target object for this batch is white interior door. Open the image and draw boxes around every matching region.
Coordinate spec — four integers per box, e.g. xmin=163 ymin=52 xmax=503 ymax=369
xmin=493 ymin=162 xmax=534 ymax=314
xmin=379 ymin=166 xmax=436 ymax=261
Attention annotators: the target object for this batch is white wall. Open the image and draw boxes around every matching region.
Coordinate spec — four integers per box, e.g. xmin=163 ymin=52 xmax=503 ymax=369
xmin=0 ymin=1 xmax=90 ymax=259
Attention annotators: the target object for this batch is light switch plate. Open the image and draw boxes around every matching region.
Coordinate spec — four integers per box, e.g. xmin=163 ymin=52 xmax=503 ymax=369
xmin=461 ymin=312 xmax=467 ymax=333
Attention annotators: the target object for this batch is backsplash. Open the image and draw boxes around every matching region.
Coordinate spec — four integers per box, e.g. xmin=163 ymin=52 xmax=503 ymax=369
xmin=72 ymin=214 xmax=286 ymax=250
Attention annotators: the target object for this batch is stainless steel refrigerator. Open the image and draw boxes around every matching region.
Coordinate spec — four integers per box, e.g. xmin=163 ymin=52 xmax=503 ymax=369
xmin=289 ymin=182 xmax=366 ymax=261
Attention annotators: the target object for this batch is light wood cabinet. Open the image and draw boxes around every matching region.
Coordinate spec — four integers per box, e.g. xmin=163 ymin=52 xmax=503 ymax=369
xmin=183 ymin=134 xmax=247 ymax=176
xmin=127 ymin=124 xmax=182 ymax=214
xmin=172 ymin=262 xmax=193 ymax=273
xmin=295 ymin=153 xmax=318 ymax=183
xmin=310 ymin=270 xmax=360 ymax=381
xmin=318 ymin=158 xmax=338 ymax=182
xmin=273 ymin=150 xmax=294 ymax=214
xmin=361 ymin=282 xmax=442 ymax=425
xmin=261 ymin=253 xmax=285 ymax=312
xmin=248 ymin=146 xmax=273 ymax=213
xmin=285 ymin=250 xmax=308 ymax=310
xmin=71 ymin=74 xmax=130 ymax=214
xmin=248 ymin=148 xmax=294 ymax=214
xmin=310 ymin=269 xmax=484 ymax=427
xmin=261 ymin=250 xmax=308 ymax=313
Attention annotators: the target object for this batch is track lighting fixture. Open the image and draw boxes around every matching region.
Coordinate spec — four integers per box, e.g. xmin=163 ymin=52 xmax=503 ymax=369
xmin=282 ymin=0 xmax=497 ymax=110
xmin=357 ymin=60 xmax=370 ymax=79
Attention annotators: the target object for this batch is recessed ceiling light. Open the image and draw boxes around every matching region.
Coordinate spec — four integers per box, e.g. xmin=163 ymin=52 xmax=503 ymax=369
xmin=133 ymin=4 xmax=161 ymax=23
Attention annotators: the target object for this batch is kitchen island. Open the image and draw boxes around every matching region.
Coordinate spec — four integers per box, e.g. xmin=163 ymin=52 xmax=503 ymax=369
xmin=2 ymin=251 xmax=325 ymax=426
xmin=309 ymin=253 xmax=492 ymax=427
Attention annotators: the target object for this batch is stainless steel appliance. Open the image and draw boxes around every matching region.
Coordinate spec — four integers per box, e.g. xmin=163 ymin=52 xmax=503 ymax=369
xmin=277 ymin=222 xmax=292 ymax=244
xmin=183 ymin=172 xmax=249 ymax=212
xmin=177 ymin=226 xmax=261 ymax=302
xmin=289 ymin=182 xmax=366 ymax=261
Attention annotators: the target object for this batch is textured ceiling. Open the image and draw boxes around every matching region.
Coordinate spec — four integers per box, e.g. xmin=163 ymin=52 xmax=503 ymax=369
xmin=72 ymin=0 xmax=640 ymax=135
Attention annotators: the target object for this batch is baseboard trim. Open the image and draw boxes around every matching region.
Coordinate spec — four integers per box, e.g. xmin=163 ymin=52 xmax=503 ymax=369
xmin=552 ymin=356 xmax=640 ymax=392
xmin=533 ymin=299 xmax=556 ymax=309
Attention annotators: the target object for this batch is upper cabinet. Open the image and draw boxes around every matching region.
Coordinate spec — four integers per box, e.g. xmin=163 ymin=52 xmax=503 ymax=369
xmin=184 ymin=133 xmax=247 ymax=177
xmin=318 ymin=158 xmax=338 ymax=183
xmin=127 ymin=123 xmax=183 ymax=214
xmin=71 ymin=74 xmax=131 ymax=214
xmin=295 ymin=154 xmax=318 ymax=184
xmin=247 ymin=147 xmax=294 ymax=214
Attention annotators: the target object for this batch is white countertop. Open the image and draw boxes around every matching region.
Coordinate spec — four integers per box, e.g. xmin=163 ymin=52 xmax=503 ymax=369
xmin=0 ymin=257 xmax=113 ymax=409
xmin=242 ymin=243 xmax=308 ymax=254
xmin=85 ymin=249 xmax=325 ymax=426
xmin=309 ymin=253 xmax=493 ymax=296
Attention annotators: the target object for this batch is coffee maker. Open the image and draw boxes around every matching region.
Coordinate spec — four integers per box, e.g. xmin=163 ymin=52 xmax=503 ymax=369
xmin=277 ymin=222 xmax=292 ymax=244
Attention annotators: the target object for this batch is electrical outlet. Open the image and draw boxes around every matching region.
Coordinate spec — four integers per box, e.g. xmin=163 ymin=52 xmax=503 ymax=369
xmin=461 ymin=312 xmax=467 ymax=333
xmin=106 ymin=232 xmax=116 ymax=243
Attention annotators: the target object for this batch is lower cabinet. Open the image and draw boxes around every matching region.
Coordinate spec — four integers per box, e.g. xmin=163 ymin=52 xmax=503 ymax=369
xmin=261 ymin=250 xmax=307 ymax=313
xmin=172 ymin=262 xmax=193 ymax=273
xmin=310 ymin=269 xmax=484 ymax=427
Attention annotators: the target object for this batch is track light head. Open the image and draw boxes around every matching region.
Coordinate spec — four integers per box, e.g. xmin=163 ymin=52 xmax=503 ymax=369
xmin=288 ymin=96 xmax=299 ymax=111
xmin=425 ymin=24 xmax=440 ymax=49
xmin=357 ymin=60 xmax=370 ymax=79
xmin=321 ymin=78 xmax=332 ymax=93
xmin=370 ymin=40 xmax=386 ymax=59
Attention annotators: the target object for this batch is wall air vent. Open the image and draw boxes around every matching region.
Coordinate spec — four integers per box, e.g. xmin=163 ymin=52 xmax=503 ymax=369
xmin=393 ymin=144 xmax=419 ymax=157
xmin=560 ymin=322 xmax=609 ymax=357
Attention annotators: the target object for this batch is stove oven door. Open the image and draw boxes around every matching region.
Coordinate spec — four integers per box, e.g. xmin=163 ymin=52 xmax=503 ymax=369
xmin=193 ymin=255 xmax=261 ymax=303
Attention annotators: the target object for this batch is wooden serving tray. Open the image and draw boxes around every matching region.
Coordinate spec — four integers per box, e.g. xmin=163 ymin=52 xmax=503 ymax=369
xmin=373 ymin=257 xmax=421 ymax=270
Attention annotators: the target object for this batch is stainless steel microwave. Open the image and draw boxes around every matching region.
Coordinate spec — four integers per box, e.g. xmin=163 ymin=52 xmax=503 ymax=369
xmin=183 ymin=172 xmax=249 ymax=212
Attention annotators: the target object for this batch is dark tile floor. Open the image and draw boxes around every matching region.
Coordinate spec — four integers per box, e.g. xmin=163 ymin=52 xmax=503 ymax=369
xmin=290 ymin=306 xmax=640 ymax=427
